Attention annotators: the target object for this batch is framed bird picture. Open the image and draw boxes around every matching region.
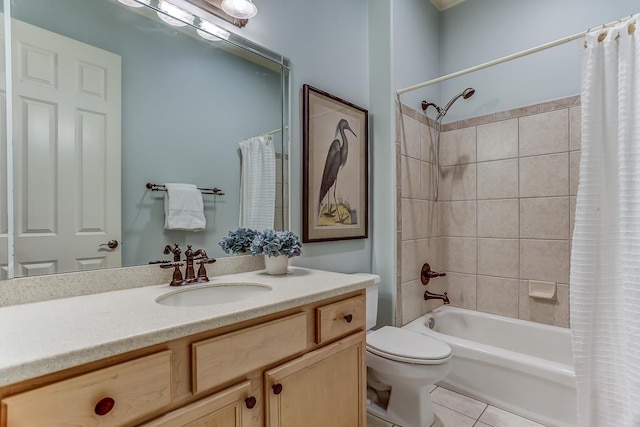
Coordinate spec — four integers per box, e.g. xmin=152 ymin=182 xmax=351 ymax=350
xmin=302 ymin=84 xmax=368 ymax=243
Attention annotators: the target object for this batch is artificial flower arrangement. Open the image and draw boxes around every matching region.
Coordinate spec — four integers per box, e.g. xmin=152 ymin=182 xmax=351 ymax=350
xmin=218 ymin=227 xmax=258 ymax=254
xmin=250 ymin=229 xmax=302 ymax=258
xmin=218 ymin=228 xmax=302 ymax=258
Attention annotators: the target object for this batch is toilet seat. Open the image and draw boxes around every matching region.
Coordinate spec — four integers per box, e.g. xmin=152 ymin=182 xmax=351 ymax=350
xmin=366 ymin=326 xmax=451 ymax=365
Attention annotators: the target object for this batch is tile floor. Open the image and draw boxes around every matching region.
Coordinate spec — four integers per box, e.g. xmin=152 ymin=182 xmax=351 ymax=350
xmin=367 ymin=385 xmax=548 ymax=427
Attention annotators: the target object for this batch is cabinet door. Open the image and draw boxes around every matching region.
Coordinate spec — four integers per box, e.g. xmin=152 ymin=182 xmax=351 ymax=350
xmin=264 ymin=332 xmax=365 ymax=427
xmin=141 ymin=380 xmax=257 ymax=427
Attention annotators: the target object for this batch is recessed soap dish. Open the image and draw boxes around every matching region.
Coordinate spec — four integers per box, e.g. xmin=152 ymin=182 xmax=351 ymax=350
xmin=528 ymin=280 xmax=557 ymax=300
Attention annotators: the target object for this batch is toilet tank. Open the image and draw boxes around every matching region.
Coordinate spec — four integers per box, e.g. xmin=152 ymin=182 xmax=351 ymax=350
xmin=352 ymin=273 xmax=380 ymax=330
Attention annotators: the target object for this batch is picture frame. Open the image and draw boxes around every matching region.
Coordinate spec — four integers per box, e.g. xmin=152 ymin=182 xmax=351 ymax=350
xmin=302 ymin=84 xmax=369 ymax=243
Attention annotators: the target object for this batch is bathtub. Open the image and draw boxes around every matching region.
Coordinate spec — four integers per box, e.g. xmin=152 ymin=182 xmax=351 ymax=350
xmin=403 ymin=306 xmax=576 ymax=427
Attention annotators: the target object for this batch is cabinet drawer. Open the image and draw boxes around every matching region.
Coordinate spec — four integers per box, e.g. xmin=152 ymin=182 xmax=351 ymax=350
xmin=316 ymin=295 xmax=365 ymax=344
xmin=192 ymin=312 xmax=307 ymax=394
xmin=2 ymin=351 xmax=172 ymax=427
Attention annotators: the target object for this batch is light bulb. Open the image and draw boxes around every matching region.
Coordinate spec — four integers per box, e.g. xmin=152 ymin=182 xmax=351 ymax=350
xmin=157 ymin=1 xmax=194 ymax=27
xmin=197 ymin=21 xmax=230 ymax=41
xmin=221 ymin=0 xmax=257 ymax=19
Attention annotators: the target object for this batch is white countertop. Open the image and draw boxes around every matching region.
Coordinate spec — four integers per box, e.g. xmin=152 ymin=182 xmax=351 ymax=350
xmin=0 ymin=267 xmax=373 ymax=387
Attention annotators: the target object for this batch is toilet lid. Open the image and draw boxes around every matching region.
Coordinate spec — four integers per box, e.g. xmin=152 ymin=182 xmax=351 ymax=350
xmin=366 ymin=326 xmax=451 ymax=365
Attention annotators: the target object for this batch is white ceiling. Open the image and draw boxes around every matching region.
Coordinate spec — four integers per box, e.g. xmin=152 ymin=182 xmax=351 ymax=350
xmin=430 ymin=0 xmax=467 ymax=11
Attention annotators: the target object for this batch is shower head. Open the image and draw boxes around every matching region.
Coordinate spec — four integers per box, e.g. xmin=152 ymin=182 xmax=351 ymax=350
xmin=440 ymin=87 xmax=475 ymax=117
xmin=421 ymin=87 xmax=475 ymax=119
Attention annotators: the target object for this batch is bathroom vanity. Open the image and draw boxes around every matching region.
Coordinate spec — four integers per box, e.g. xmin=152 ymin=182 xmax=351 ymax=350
xmin=0 ymin=268 xmax=371 ymax=426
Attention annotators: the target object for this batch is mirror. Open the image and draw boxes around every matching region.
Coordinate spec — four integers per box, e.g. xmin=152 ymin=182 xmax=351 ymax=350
xmin=0 ymin=0 xmax=289 ymax=279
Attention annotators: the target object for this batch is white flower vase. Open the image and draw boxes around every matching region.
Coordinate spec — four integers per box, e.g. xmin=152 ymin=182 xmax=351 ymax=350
xmin=264 ymin=255 xmax=289 ymax=275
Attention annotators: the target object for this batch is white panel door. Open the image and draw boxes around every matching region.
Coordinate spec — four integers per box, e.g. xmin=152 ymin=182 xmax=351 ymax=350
xmin=12 ymin=19 xmax=121 ymax=277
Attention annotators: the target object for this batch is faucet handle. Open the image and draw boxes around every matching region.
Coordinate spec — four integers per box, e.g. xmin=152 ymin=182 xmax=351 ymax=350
xmin=421 ymin=263 xmax=446 ymax=285
xmin=195 ymin=258 xmax=216 ymax=283
xmin=160 ymin=262 xmax=185 ymax=286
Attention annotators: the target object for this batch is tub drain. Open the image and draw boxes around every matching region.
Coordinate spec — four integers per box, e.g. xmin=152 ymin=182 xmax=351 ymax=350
xmin=428 ymin=317 xmax=435 ymax=329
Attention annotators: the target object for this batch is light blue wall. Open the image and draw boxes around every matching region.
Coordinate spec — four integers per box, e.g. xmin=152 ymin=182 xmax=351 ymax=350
xmin=224 ymin=0 xmax=372 ymax=274
xmin=393 ymin=0 xmax=441 ymax=110
xmin=439 ymin=0 xmax=639 ymax=122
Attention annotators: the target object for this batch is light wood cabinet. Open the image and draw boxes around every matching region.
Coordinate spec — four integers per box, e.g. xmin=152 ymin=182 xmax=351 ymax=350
xmin=0 ymin=291 xmax=366 ymax=427
xmin=141 ymin=380 xmax=256 ymax=427
xmin=264 ymin=333 xmax=365 ymax=427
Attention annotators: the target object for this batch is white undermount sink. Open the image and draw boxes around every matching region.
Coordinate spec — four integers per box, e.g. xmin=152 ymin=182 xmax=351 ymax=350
xmin=156 ymin=282 xmax=272 ymax=307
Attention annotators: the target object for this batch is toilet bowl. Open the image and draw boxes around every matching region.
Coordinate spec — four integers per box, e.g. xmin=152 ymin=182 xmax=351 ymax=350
xmin=355 ymin=273 xmax=451 ymax=427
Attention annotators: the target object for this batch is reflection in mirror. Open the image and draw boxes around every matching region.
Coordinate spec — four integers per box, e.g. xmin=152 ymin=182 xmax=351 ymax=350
xmin=4 ymin=0 xmax=289 ymax=279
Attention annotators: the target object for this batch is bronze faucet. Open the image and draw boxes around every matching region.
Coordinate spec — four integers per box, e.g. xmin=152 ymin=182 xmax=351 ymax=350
xmin=421 ymin=263 xmax=450 ymax=304
xmin=159 ymin=244 xmax=216 ymax=286
xmin=424 ymin=289 xmax=450 ymax=304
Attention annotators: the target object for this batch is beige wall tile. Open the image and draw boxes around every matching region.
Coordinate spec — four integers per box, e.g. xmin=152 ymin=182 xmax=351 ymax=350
xmin=569 ymin=106 xmax=581 ymax=151
xmin=396 ymin=142 xmax=401 ymax=188
xmin=519 ymin=153 xmax=569 ymax=197
xmin=423 ymin=200 xmax=438 ymax=238
xmin=570 ymin=150 xmax=580 ymax=196
xmin=438 ymin=201 xmax=476 ymax=237
xmin=477 ymin=118 xmax=518 ymax=162
xmin=438 ymin=237 xmax=476 ymax=274
xmin=520 ymin=197 xmax=570 ymax=240
xmin=438 ymin=272 xmax=477 ymax=310
xmin=570 ymin=196 xmax=576 ymax=239
xmin=400 ymin=114 xmax=421 ymax=159
xmin=402 ymin=198 xmax=425 ymax=240
xmin=477 ymin=276 xmax=519 ymax=318
xmin=495 ymin=104 xmax=541 ymax=121
xmin=401 ymin=279 xmax=424 ymax=325
xmin=421 ymin=161 xmax=435 ymax=200
xmin=401 ymin=239 xmax=421 ymax=283
xmin=519 ymin=281 xmax=569 ymax=327
xmin=397 ymin=188 xmax=402 ymax=232
xmin=477 ymin=238 xmax=519 ymax=278
xmin=421 ymin=122 xmax=436 ymax=163
xmin=519 ymin=109 xmax=568 ymax=156
xmin=401 ymin=155 xmax=421 ymax=198
xmin=477 ymin=199 xmax=519 ymax=238
xmin=421 ymin=238 xmax=439 ymax=271
xmin=439 ymin=164 xmax=477 ymax=201
xmin=440 ymin=127 xmax=477 ymax=166
xmin=477 ymin=159 xmax=518 ymax=199
xmin=520 ymin=239 xmax=570 ymax=283
xmin=395 ymin=274 xmax=403 ymax=327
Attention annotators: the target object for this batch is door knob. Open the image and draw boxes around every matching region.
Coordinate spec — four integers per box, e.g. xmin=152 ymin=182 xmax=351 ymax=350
xmin=100 ymin=240 xmax=119 ymax=249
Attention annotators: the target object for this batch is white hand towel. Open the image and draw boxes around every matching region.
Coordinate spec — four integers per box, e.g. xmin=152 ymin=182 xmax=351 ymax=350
xmin=164 ymin=183 xmax=206 ymax=231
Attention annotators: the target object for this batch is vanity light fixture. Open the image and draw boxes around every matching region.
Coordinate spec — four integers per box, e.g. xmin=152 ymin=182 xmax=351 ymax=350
xmin=197 ymin=20 xmax=231 ymax=41
xmin=157 ymin=1 xmax=195 ymax=27
xmin=116 ymin=0 xmax=150 ymax=7
xmin=221 ymin=0 xmax=257 ymax=19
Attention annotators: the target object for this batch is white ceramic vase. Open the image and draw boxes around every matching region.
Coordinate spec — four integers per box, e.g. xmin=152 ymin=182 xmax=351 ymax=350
xmin=264 ymin=255 xmax=289 ymax=275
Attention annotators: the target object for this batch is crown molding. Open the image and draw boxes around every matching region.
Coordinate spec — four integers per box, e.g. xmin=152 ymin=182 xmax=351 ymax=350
xmin=430 ymin=0 xmax=467 ymax=12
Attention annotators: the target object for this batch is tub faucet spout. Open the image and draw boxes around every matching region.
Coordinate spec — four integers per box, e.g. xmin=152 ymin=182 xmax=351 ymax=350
xmin=424 ymin=290 xmax=450 ymax=304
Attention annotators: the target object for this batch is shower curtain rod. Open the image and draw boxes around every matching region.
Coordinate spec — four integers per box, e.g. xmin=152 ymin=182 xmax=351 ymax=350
xmin=396 ymin=14 xmax=633 ymax=96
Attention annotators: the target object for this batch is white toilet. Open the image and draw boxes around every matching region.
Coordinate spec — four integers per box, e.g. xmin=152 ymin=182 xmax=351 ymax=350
xmin=359 ymin=273 xmax=451 ymax=427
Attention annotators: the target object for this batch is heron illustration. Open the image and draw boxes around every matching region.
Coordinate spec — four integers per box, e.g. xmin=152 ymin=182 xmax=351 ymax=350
xmin=317 ymin=118 xmax=357 ymax=223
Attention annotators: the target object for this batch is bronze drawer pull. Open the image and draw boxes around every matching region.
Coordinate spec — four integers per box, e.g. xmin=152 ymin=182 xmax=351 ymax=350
xmin=245 ymin=396 xmax=257 ymax=409
xmin=272 ymin=384 xmax=283 ymax=395
xmin=94 ymin=397 xmax=115 ymax=415
xmin=344 ymin=314 xmax=353 ymax=323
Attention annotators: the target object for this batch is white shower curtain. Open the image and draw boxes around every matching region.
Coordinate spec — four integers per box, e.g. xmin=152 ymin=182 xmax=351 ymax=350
xmin=238 ymin=135 xmax=276 ymax=230
xmin=570 ymin=14 xmax=640 ymax=427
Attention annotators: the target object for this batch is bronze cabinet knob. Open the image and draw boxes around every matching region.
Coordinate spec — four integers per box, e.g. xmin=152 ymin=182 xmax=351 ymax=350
xmin=272 ymin=384 xmax=283 ymax=395
xmin=245 ymin=396 xmax=257 ymax=409
xmin=94 ymin=397 xmax=115 ymax=415
xmin=344 ymin=314 xmax=353 ymax=323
